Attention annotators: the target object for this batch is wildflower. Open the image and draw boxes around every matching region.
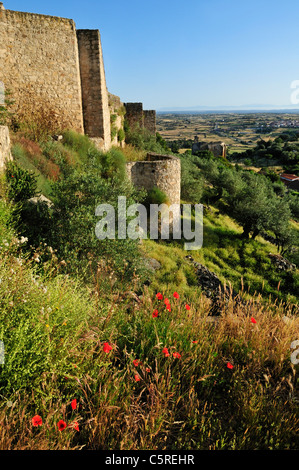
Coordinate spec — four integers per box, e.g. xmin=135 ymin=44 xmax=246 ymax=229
xmin=152 ymin=309 xmax=159 ymax=318
xmin=185 ymin=304 xmax=191 ymax=311
xmin=166 ymin=304 xmax=171 ymax=312
xmin=173 ymin=352 xmax=181 ymax=359
xmin=173 ymin=292 xmax=180 ymax=299
xmin=134 ymin=374 xmax=141 ymax=382
xmin=32 ymin=415 xmax=42 ymax=427
xmin=146 ymin=367 xmax=151 ymax=373
xmin=57 ymin=420 xmax=67 ymax=432
xmin=162 ymin=347 xmax=170 ymax=357
xmin=164 ymin=298 xmax=170 ymax=305
xmin=192 ymin=340 xmax=198 ymax=344
xmin=251 ymin=317 xmax=257 ymax=324
xmin=133 ymin=359 xmax=140 ymax=367
xmin=71 ymin=399 xmax=77 ymax=411
xmin=227 ymin=362 xmax=234 ymax=370
xmin=103 ymin=343 xmax=112 ymax=353
xmin=73 ymin=422 xmax=79 ymax=432
xmin=156 ymin=293 xmax=163 ymax=300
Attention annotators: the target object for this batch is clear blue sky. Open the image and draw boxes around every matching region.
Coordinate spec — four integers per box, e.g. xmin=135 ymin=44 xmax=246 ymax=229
xmin=3 ymin=0 xmax=299 ymax=110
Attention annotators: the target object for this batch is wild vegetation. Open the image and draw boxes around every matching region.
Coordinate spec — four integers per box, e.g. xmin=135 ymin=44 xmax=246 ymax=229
xmin=0 ymin=113 xmax=298 ymax=449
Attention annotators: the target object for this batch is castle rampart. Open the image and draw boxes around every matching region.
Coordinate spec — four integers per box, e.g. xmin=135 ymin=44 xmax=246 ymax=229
xmin=0 ymin=7 xmax=84 ymax=133
xmin=77 ymin=29 xmax=111 ymax=150
xmin=124 ymin=103 xmax=157 ymax=135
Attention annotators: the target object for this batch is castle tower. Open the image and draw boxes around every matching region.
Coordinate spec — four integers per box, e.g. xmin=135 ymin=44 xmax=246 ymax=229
xmin=77 ymin=30 xmax=111 ymax=150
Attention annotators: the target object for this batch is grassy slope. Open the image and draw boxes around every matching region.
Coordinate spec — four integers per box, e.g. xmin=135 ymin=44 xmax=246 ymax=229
xmin=144 ymin=206 xmax=298 ymax=306
xmin=0 ymin=205 xmax=298 ymax=450
xmin=0 ymin=133 xmax=298 ymax=449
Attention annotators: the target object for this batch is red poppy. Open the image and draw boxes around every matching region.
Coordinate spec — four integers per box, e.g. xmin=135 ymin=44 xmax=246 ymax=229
xmin=166 ymin=305 xmax=171 ymax=312
xmin=152 ymin=309 xmax=159 ymax=318
xmin=57 ymin=420 xmax=67 ymax=431
xmin=227 ymin=362 xmax=234 ymax=370
xmin=251 ymin=317 xmax=257 ymax=324
xmin=185 ymin=304 xmax=191 ymax=311
xmin=71 ymin=399 xmax=77 ymax=411
xmin=103 ymin=342 xmax=112 ymax=353
xmin=134 ymin=374 xmax=141 ymax=382
xmin=133 ymin=359 xmax=140 ymax=367
xmin=162 ymin=347 xmax=170 ymax=357
xmin=173 ymin=352 xmax=181 ymax=359
xmin=192 ymin=340 xmax=198 ymax=344
xmin=156 ymin=293 xmax=163 ymax=300
xmin=173 ymin=292 xmax=180 ymax=299
xmin=73 ymin=422 xmax=79 ymax=432
xmin=164 ymin=298 xmax=170 ymax=305
xmin=32 ymin=415 xmax=42 ymax=427
xmin=146 ymin=367 xmax=151 ymax=373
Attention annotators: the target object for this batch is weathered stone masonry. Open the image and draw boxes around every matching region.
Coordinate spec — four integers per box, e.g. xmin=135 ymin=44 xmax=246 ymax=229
xmin=126 ymin=153 xmax=181 ymax=207
xmin=0 ymin=7 xmax=84 ymax=133
xmin=124 ymin=102 xmax=157 ymax=135
xmin=0 ymin=5 xmax=171 ymax=203
xmin=77 ymin=29 xmax=111 ymax=150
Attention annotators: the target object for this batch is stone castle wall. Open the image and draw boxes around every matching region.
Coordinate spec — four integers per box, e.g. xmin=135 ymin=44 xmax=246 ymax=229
xmin=143 ymin=110 xmax=157 ymax=135
xmin=0 ymin=4 xmax=159 ymax=159
xmin=77 ymin=29 xmax=111 ymax=150
xmin=126 ymin=153 xmax=181 ymax=206
xmin=0 ymin=125 xmax=12 ymax=172
xmin=124 ymin=102 xmax=156 ymax=135
xmin=0 ymin=8 xmax=84 ymax=133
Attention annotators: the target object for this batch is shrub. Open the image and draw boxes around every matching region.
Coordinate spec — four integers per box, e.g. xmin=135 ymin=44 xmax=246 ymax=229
xmin=144 ymin=187 xmax=169 ymax=207
xmin=5 ymin=161 xmax=38 ymax=204
xmin=117 ymin=128 xmax=125 ymax=143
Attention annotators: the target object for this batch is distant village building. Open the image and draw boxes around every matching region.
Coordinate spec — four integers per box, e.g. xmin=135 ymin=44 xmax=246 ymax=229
xmin=280 ymin=173 xmax=299 ymax=191
xmin=192 ymin=138 xmax=227 ymax=158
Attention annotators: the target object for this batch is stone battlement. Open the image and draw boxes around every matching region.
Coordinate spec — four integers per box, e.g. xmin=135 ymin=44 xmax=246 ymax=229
xmin=0 ymin=4 xmax=157 ymax=150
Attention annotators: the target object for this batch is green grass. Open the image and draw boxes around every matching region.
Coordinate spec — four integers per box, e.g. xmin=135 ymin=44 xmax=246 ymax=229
xmin=143 ymin=206 xmax=298 ymax=305
xmin=0 ymin=213 xmax=298 ymax=449
xmin=1 ymin=130 xmax=298 ymax=450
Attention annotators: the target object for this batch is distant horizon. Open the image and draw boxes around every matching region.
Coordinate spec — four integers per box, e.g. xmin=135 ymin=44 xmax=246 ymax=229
xmin=157 ymin=106 xmax=299 ymax=114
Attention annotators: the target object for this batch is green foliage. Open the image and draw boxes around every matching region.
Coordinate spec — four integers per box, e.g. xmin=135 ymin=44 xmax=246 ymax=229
xmin=62 ymin=130 xmax=98 ymax=165
xmin=230 ymin=135 xmax=299 ymax=173
xmin=144 ymin=186 xmax=169 ymax=207
xmin=125 ymin=125 xmax=170 ymax=154
xmin=180 ymin=154 xmax=204 ymax=203
xmin=117 ymin=128 xmax=125 ymax=143
xmin=5 ymin=161 xmax=38 ymax=204
xmin=0 ymin=88 xmax=15 ymax=127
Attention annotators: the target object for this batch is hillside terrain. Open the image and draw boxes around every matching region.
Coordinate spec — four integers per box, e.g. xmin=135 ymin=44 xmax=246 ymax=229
xmin=0 ymin=120 xmax=298 ymax=450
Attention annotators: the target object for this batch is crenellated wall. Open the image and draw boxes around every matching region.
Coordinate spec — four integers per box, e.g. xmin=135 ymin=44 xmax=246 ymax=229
xmin=124 ymin=103 xmax=157 ymax=135
xmin=0 ymin=4 xmax=158 ymax=155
